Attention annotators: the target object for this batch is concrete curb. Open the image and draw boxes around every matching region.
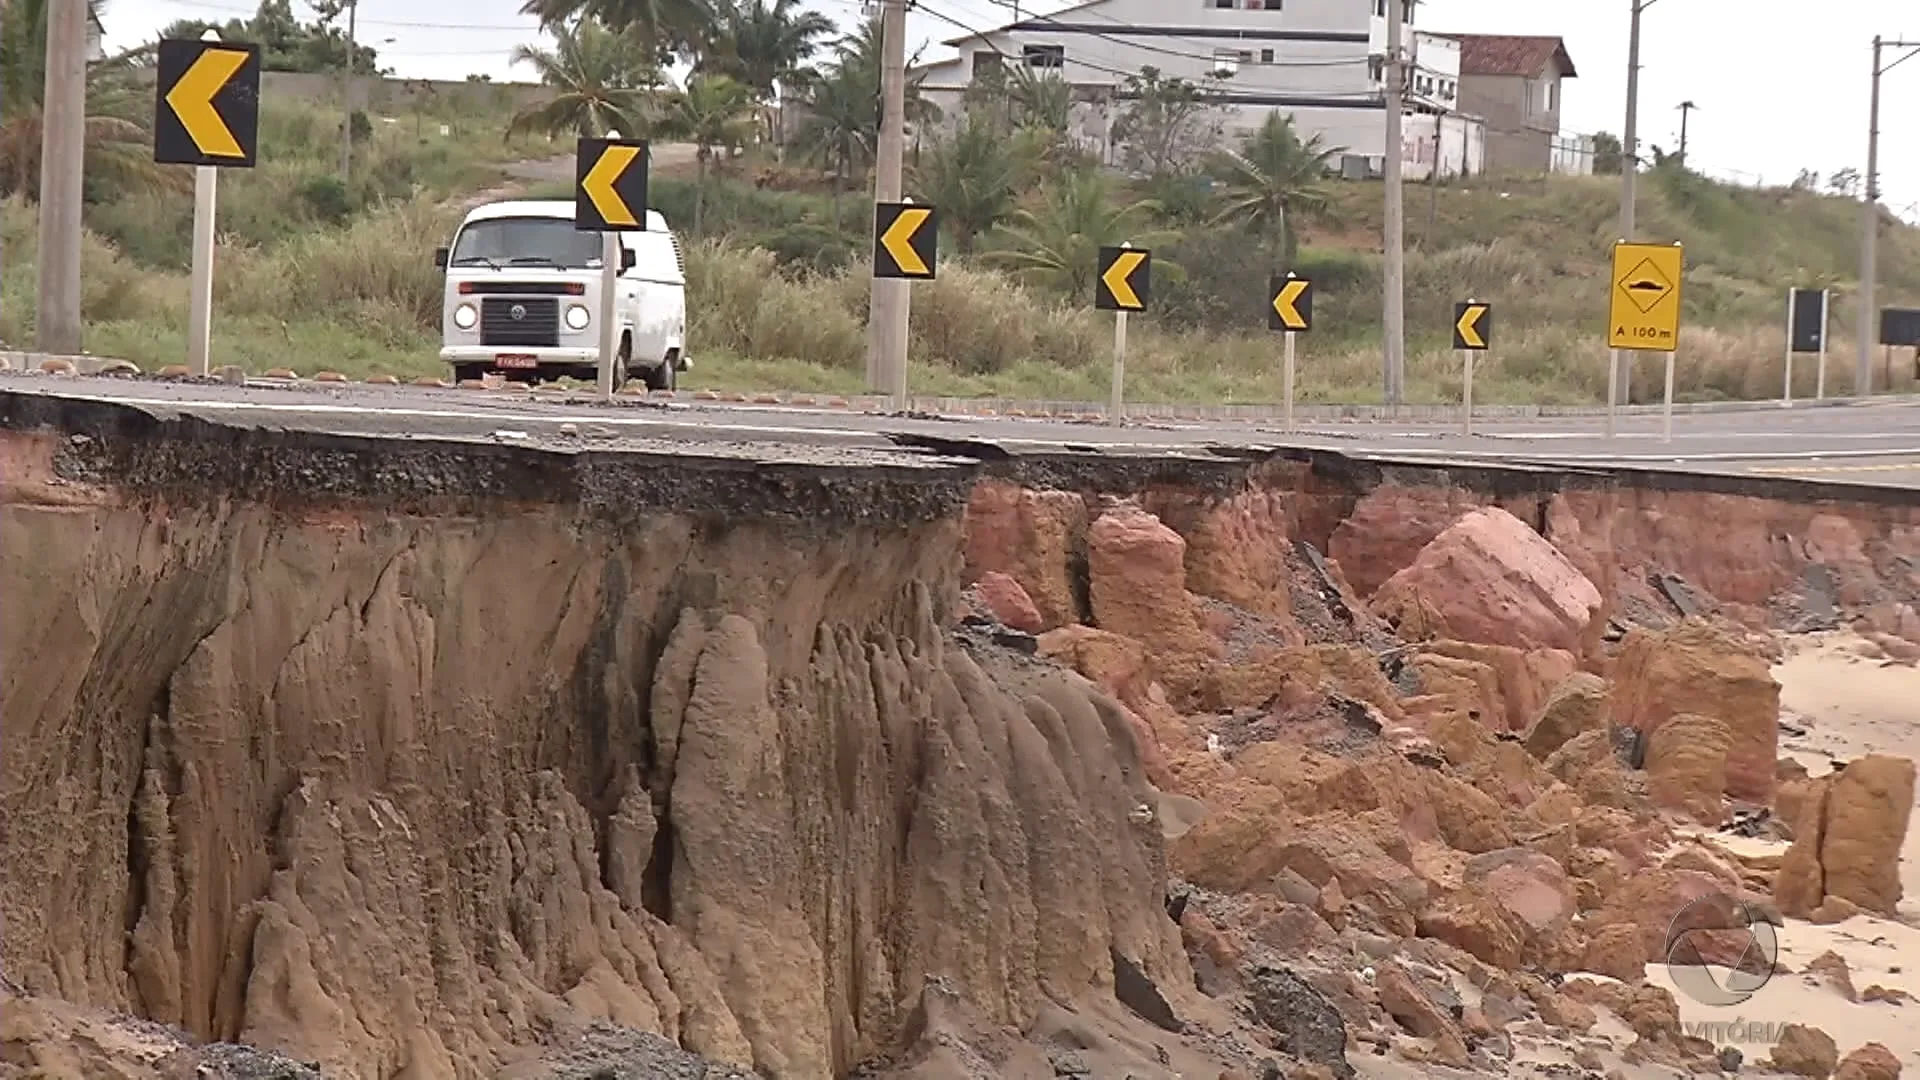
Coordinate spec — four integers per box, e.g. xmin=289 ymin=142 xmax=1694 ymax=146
xmin=6 ymin=352 xmax=1918 ymax=423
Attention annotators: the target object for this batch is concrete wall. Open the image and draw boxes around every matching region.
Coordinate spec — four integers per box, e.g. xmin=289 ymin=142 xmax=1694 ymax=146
xmin=1400 ymin=110 xmax=1485 ymax=180
xmin=1456 ymin=68 xmax=1567 ymax=173
xmin=259 ymin=71 xmax=548 ymax=115
xmin=1550 ymin=133 xmax=1596 ymax=176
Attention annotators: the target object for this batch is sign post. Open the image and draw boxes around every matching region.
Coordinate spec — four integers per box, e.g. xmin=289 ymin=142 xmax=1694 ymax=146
xmin=1268 ymin=273 xmax=1313 ymax=431
xmin=1095 ymin=244 xmax=1151 ymax=425
xmin=575 ymin=133 xmax=651 ymax=399
xmin=872 ymin=199 xmax=939 ymax=412
xmin=1786 ymin=287 xmax=1829 ymax=405
xmin=1606 ymin=240 xmax=1685 ymax=442
xmin=1452 ymin=300 xmax=1492 ymax=435
xmin=154 ymin=30 xmax=261 ymax=376
xmin=1817 ymin=288 xmax=1831 ymax=400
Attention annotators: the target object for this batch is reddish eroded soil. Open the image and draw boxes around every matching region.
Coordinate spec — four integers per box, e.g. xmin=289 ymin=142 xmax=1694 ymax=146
xmin=8 ymin=418 xmax=1920 ymax=1080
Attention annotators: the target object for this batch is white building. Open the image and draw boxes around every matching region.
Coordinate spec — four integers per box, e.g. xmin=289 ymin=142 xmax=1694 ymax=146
xmin=911 ymin=0 xmax=1484 ymax=180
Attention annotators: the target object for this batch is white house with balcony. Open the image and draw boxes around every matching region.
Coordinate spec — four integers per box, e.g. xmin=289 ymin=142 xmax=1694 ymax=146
xmin=909 ymin=0 xmax=1484 ymax=180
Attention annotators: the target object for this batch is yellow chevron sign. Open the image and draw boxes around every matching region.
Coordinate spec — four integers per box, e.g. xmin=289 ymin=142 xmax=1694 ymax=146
xmin=1096 ymin=246 xmax=1150 ymax=312
xmin=575 ymin=138 xmax=650 ymax=231
xmin=154 ymin=38 xmax=261 ymax=167
xmin=1453 ymin=301 xmax=1491 ymax=350
xmin=1269 ymin=275 xmax=1313 ymax=331
xmin=874 ymin=202 xmax=938 ymax=279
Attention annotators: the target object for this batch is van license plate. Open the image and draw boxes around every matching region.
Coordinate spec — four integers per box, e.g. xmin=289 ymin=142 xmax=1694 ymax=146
xmin=495 ymin=354 xmax=538 ymax=369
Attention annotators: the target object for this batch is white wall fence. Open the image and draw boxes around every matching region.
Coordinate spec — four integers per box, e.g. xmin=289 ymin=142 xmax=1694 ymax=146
xmin=1550 ymin=133 xmax=1596 ymax=176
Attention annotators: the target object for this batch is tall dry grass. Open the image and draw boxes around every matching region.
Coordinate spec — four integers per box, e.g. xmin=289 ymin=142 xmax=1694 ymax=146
xmin=10 ymin=152 xmax=1920 ymax=405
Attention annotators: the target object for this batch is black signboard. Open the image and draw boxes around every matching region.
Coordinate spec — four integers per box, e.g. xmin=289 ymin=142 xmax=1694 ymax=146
xmin=1882 ymin=308 xmax=1920 ymax=348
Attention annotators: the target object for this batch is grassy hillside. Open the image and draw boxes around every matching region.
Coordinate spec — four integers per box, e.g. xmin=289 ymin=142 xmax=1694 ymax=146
xmin=6 ymin=93 xmax=1919 ymax=405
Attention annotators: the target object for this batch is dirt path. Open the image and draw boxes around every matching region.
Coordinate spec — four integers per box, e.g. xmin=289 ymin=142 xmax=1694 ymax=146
xmin=448 ymin=144 xmax=702 ymax=215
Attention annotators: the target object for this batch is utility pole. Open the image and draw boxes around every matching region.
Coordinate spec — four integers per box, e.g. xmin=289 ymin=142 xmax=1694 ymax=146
xmin=1860 ymin=36 xmax=1919 ymax=396
xmin=35 ymin=0 xmax=86 ymax=355
xmin=865 ymin=0 xmax=910 ymax=399
xmin=340 ymin=0 xmax=359 ymax=183
xmin=1612 ymin=0 xmax=1656 ymax=418
xmin=1676 ymin=100 xmax=1697 ymax=162
xmin=1382 ymin=0 xmax=1407 ymax=407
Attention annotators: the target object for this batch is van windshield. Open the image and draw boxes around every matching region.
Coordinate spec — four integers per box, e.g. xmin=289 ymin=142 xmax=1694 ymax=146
xmin=449 ymin=216 xmax=603 ymax=269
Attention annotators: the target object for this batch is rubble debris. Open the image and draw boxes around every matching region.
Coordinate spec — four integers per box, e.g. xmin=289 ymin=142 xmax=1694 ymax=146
xmin=1249 ymin=966 xmax=1354 ymax=1080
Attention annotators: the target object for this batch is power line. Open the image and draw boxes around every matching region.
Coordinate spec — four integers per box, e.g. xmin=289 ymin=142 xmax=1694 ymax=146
xmin=909 ymin=0 xmax=1385 ymax=95
xmin=154 ymin=0 xmax=540 ymax=32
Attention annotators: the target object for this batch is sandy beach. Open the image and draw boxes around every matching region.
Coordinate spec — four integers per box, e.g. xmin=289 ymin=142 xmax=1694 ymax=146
xmin=1641 ymin=632 xmax=1920 ymax=1074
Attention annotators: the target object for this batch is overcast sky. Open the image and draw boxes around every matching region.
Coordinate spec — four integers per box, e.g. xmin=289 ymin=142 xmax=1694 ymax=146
xmin=110 ymin=0 xmax=1920 ymax=216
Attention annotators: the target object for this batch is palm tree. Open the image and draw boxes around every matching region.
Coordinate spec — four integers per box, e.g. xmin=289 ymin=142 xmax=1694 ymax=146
xmin=983 ymin=168 xmax=1177 ymax=298
xmin=704 ymin=0 xmax=833 ymax=152
xmin=704 ymin=0 xmax=832 ymax=109
xmin=1210 ymin=111 xmax=1341 ymax=267
xmin=794 ymin=15 xmax=932 ymax=186
xmin=518 ymin=0 xmax=718 ymax=63
xmin=506 ymin=18 xmax=667 ymax=141
xmin=0 ymin=0 xmax=178 ymax=201
xmin=911 ymin=114 xmax=1020 ymax=254
xmin=656 ymin=73 xmax=756 ymax=233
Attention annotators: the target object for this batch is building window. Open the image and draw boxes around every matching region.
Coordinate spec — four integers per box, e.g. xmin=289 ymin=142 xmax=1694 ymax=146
xmin=1545 ymin=78 xmax=1557 ymax=111
xmin=1260 ymin=47 xmax=1275 ymax=62
xmin=1212 ymin=49 xmax=1242 ymax=76
xmin=1368 ymin=56 xmax=1384 ymax=82
xmin=971 ymin=51 xmax=1003 ymax=78
xmin=1374 ymin=0 xmax=1413 ymax=21
xmin=1213 ymin=0 xmax=1280 ymax=8
xmin=1022 ymin=44 xmax=1064 ymax=69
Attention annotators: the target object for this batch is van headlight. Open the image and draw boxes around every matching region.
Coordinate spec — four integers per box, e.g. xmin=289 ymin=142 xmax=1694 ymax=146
xmin=565 ymin=304 xmax=591 ymax=330
xmin=452 ymin=303 xmax=478 ymax=330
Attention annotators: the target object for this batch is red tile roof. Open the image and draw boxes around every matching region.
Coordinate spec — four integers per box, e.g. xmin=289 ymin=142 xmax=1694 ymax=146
xmin=1443 ymin=35 xmax=1578 ymax=79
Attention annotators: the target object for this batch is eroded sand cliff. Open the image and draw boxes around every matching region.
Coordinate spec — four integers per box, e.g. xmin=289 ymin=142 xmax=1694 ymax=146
xmin=0 ymin=424 xmax=1188 ymax=1080
xmin=12 ymin=396 xmax=1920 ymax=1080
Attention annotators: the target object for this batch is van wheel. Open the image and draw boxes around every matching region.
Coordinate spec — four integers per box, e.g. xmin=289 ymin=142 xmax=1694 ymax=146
xmin=643 ymin=360 xmax=676 ymax=392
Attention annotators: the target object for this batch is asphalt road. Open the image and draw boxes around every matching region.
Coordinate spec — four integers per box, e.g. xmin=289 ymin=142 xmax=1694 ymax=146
xmin=12 ymin=373 xmax=1920 ymax=489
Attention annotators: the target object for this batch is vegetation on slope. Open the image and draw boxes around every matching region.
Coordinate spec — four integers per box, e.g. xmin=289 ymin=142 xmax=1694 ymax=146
xmin=4 ymin=0 xmax=1918 ymax=404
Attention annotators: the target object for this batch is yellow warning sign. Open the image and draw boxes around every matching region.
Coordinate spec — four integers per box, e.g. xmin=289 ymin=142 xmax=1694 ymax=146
xmin=1095 ymin=247 xmax=1150 ymax=312
xmin=153 ymin=38 xmax=261 ymax=167
xmin=574 ymin=138 xmax=649 ymax=231
xmin=1270 ymin=276 xmax=1312 ymax=331
xmin=873 ymin=202 xmax=937 ymax=279
xmin=1608 ymin=241 xmax=1684 ymax=351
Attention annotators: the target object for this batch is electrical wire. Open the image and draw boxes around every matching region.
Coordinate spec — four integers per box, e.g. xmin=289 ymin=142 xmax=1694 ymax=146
xmin=907 ymin=0 xmax=1388 ymax=99
xmin=153 ymin=0 xmax=540 ymax=32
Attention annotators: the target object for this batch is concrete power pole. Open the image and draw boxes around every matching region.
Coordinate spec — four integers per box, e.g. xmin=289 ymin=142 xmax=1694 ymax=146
xmin=1382 ymin=0 xmax=1407 ymax=407
xmin=865 ymin=0 xmax=911 ymax=398
xmin=1858 ymin=37 xmax=1918 ymax=394
xmin=1614 ymin=0 xmax=1653 ymax=410
xmin=35 ymin=0 xmax=87 ymax=355
xmin=341 ymin=0 xmax=359 ymax=182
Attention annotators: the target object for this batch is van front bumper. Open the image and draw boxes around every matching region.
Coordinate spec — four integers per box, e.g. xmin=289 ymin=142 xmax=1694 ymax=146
xmin=441 ymin=346 xmax=599 ymax=367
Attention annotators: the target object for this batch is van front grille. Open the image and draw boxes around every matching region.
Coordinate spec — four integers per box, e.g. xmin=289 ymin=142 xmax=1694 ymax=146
xmin=479 ymin=297 xmax=559 ymax=347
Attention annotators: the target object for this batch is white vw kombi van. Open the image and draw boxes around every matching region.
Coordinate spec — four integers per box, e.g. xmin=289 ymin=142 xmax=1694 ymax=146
xmin=434 ymin=199 xmax=689 ymax=389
